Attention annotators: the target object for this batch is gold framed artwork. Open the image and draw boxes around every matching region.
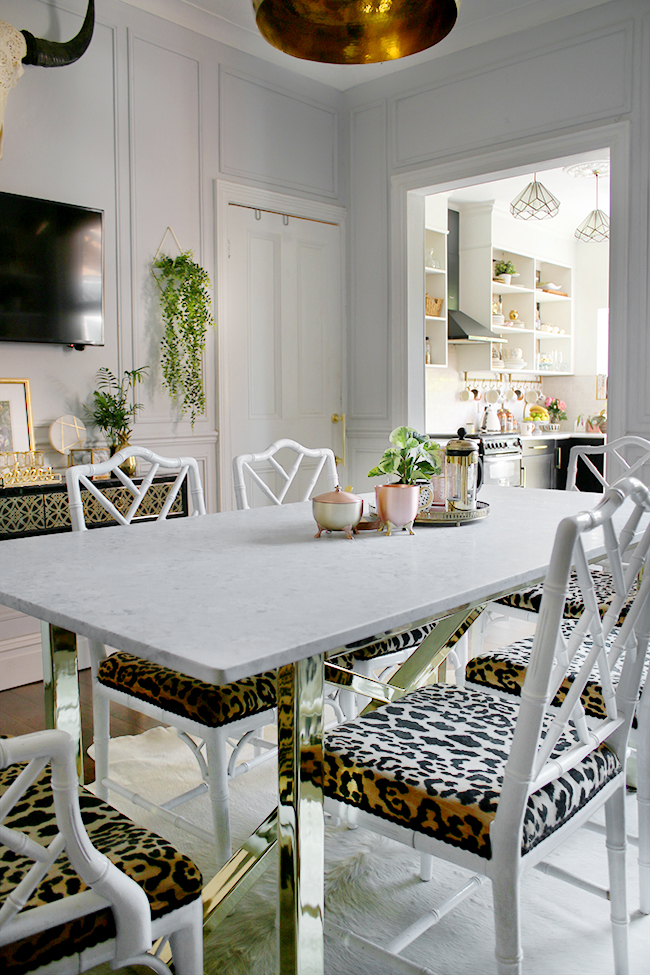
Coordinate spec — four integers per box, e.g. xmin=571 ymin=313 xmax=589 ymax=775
xmin=0 ymin=379 xmax=35 ymax=454
xmin=91 ymin=448 xmax=111 ymax=479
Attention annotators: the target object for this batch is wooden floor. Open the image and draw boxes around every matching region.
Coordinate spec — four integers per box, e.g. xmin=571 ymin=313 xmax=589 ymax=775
xmin=0 ymin=670 xmax=162 ymax=783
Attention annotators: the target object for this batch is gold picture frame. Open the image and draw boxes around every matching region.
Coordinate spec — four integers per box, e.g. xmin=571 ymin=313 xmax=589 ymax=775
xmin=0 ymin=379 xmax=35 ymax=454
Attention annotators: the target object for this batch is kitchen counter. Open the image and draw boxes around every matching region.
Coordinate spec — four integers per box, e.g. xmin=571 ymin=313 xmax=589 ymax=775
xmin=520 ymin=432 xmax=605 ymax=441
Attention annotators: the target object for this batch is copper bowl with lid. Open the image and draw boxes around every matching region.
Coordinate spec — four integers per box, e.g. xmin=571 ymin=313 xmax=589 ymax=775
xmin=312 ymin=486 xmax=364 ymax=539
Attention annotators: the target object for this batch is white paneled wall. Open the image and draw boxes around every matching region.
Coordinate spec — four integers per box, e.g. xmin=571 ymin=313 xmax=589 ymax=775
xmin=343 ymin=0 xmax=650 ymax=492
xmin=0 ymin=0 xmax=344 ymax=686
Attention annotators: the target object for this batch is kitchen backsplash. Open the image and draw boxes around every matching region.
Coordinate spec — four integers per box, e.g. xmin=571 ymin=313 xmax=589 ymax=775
xmin=425 ymin=347 xmax=605 ymax=434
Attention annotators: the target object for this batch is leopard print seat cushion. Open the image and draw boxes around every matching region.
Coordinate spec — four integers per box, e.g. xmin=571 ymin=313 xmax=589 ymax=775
xmin=497 ymin=564 xmax=637 ymax=620
xmin=0 ymin=761 xmax=203 ymax=974
xmin=331 ymin=605 xmax=485 ymax=671
xmin=306 ymin=683 xmax=620 ymax=861
xmin=98 ymin=651 xmax=277 ymax=728
xmin=465 ymin=620 xmax=647 ymax=720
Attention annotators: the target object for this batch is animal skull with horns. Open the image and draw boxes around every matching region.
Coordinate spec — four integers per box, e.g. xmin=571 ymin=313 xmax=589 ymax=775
xmin=0 ymin=0 xmax=94 ymax=157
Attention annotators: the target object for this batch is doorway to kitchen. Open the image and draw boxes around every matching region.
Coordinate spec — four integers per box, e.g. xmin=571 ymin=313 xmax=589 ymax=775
xmin=391 ymin=122 xmax=628 ymax=447
xmin=417 ymin=154 xmax=610 ymax=440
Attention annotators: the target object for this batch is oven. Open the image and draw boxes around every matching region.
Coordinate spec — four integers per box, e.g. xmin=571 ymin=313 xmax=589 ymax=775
xmin=471 ymin=433 xmax=523 ymax=487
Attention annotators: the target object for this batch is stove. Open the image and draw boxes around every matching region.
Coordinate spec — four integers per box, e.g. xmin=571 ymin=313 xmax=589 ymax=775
xmin=470 ymin=432 xmax=523 ymax=487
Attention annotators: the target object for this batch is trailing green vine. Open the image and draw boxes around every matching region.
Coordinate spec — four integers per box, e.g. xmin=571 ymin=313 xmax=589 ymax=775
xmin=154 ymin=250 xmax=215 ymax=427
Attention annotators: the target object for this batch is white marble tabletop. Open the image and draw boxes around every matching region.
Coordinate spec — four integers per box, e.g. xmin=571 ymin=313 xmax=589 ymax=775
xmin=0 ymin=486 xmax=616 ymax=684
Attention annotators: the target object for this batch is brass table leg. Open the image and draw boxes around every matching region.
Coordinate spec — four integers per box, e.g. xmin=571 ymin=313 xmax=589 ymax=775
xmin=41 ymin=623 xmax=83 ymax=782
xmin=278 ymin=654 xmax=325 ymax=974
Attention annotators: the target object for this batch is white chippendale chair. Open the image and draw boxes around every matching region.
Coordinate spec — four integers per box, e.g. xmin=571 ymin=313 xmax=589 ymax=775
xmin=232 ymin=439 xmax=484 ymax=725
xmin=312 ymin=477 xmax=650 ymax=973
xmin=232 ymin=437 xmax=339 ymax=509
xmin=0 ymin=729 xmax=203 ymax=974
xmin=66 ymin=446 xmax=278 ymax=867
xmin=479 ymin=437 xmax=650 ymax=635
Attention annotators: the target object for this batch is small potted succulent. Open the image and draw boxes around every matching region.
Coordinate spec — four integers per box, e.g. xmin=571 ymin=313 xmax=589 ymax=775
xmin=493 ymin=259 xmax=517 ymax=286
xmin=368 ymin=427 xmax=442 ymax=534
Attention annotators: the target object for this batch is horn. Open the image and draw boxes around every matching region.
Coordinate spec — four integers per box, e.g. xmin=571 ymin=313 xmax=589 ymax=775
xmin=21 ymin=0 xmax=94 ymax=67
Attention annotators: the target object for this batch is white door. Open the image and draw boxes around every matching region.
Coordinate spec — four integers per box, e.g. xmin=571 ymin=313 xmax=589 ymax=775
xmin=218 ymin=195 xmax=345 ymax=509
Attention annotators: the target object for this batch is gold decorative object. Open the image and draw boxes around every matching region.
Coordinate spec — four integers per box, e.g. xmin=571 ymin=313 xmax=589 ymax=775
xmin=312 ymin=485 xmax=363 ymax=539
xmin=1 ymin=462 xmax=61 ymax=488
xmin=48 ymin=414 xmax=87 ymax=454
xmin=252 ymin=0 xmax=459 ymax=65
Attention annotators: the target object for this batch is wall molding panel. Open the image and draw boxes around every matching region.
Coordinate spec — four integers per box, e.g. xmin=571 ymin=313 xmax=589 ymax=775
xmin=219 ymin=67 xmax=338 ymax=198
xmin=392 ymin=23 xmax=632 ymax=170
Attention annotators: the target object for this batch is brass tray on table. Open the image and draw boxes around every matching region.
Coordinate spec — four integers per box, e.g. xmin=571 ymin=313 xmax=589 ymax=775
xmin=415 ymin=501 xmax=490 ymax=526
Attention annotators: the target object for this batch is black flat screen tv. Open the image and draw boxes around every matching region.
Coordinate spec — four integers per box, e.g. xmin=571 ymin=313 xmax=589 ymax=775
xmin=0 ymin=191 xmax=104 ymax=349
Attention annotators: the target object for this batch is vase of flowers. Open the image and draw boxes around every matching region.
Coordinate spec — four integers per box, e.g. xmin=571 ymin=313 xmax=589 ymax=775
xmin=544 ymin=396 xmax=567 ymax=431
xmin=368 ymin=427 xmax=442 ymax=535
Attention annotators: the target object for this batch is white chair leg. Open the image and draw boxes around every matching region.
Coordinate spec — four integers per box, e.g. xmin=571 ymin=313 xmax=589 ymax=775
xmin=93 ymin=689 xmax=111 ymax=801
xmin=605 ymin=786 xmax=630 ymax=974
xmin=207 ymin=734 xmax=232 ymax=866
xmin=492 ymin=869 xmax=523 ymax=975
xmin=420 ymin=852 xmax=433 ymax=881
xmin=635 ymin=687 xmax=650 ymax=913
xmin=337 ymin=688 xmax=358 ymax=722
xmin=167 ymin=898 xmax=204 ymax=975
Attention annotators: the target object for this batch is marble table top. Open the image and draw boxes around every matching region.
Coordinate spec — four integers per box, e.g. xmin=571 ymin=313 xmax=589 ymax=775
xmin=0 ymin=486 xmax=618 ymax=684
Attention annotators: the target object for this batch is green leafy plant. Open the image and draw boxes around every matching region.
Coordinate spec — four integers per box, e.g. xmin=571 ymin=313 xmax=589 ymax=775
xmin=368 ymin=427 xmax=442 ymax=484
xmin=494 ymin=260 xmax=516 ymax=277
xmin=85 ymin=367 xmax=148 ymax=451
xmin=154 ymin=251 xmax=215 ymax=427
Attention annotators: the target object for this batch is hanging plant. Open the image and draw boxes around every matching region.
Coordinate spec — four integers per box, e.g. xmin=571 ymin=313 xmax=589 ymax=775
xmin=153 ymin=250 xmax=215 ymax=427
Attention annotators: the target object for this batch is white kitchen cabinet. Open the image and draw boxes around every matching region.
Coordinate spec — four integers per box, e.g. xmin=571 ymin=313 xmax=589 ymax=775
xmin=455 ymin=203 xmax=573 ymax=376
xmin=423 ymin=195 xmax=448 ymax=368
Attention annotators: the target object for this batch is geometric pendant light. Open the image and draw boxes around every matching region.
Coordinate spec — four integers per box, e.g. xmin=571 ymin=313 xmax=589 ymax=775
xmin=574 ymin=171 xmax=610 ymax=242
xmin=510 ymin=174 xmax=560 ymax=220
xmin=252 ymin=0 xmax=460 ymax=65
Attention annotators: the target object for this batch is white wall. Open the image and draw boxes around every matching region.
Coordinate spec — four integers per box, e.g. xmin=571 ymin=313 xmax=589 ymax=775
xmin=1 ymin=0 xmax=345 ymax=508
xmin=0 ymin=0 xmax=345 ymax=686
xmin=343 ymin=0 xmax=650 ymax=492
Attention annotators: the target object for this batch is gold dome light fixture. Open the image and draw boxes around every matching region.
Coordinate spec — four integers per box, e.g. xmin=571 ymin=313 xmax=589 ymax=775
xmin=252 ymin=0 xmax=460 ymax=65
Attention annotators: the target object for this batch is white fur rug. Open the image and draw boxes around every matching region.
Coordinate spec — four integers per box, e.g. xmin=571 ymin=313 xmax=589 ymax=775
xmin=85 ymin=724 xmax=650 ymax=975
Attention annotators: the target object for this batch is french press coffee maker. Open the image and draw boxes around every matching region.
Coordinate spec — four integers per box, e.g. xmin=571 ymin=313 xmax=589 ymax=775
xmin=445 ymin=428 xmax=482 ymax=511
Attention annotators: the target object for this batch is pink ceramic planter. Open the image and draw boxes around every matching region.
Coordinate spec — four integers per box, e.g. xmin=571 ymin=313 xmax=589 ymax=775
xmin=375 ymin=483 xmax=420 ymax=535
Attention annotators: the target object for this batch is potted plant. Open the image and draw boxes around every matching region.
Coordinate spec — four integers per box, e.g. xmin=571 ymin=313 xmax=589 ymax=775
xmin=493 ymin=259 xmax=517 ymax=286
xmin=153 ymin=251 xmax=215 ymax=428
xmin=585 ymin=409 xmax=607 ymax=433
xmin=85 ymin=366 xmax=148 ymax=474
xmin=368 ymin=427 xmax=442 ymax=534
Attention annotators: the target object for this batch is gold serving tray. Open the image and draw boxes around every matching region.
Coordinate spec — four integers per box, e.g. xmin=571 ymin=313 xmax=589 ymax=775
xmin=415 ymin=501 xmax=490 ymax=526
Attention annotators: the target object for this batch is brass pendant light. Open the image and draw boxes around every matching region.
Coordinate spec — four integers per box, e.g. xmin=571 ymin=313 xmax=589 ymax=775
xmin=510 ymin=175 xmax=560 ymax=221
xmin=252 ymin=0 xmax=460 ymax=65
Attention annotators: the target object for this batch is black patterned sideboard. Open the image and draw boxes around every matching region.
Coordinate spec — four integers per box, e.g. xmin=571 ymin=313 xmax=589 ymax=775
xmin=0 ymin=475 xmax=188 ymax=540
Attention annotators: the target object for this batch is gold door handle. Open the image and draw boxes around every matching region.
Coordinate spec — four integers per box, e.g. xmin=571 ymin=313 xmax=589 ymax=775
xmin=331 ymin=412 xmax=346 ymax=467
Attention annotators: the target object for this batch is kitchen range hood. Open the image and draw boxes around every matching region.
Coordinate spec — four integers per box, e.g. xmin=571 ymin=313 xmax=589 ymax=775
xmin=447 ymin=309 xmax=506 ymax=344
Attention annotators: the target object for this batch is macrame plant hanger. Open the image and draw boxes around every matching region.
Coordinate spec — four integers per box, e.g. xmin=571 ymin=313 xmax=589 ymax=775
xmin=151 ymin=226 xmax=184 ymax=290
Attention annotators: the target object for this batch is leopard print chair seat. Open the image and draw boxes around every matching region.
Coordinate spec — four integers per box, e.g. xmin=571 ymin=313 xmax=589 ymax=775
xmin=98 ymin=652 xmax=277 ymax=727
xmin=495 ymin=564 xmax=637 ymax=621
xmin=0 ymin=733 xmax=203 ymax=975
xmin=311 ymin=683 xmax=621 ymax=860
xmin=465 ymin=619 xmax=648 ymax=720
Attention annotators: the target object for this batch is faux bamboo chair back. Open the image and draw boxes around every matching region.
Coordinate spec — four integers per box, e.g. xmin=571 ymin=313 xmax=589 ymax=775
xmin=65 ymin=445 xmax=206 ymax=531
xmin=232 ymin=438 xmax=338 ymax=510
xmin=0 ymin=730 xmax=203 ymax=974
xmin=65 ymin=448 xmax=277 ymax=868
xmin=567 ymin=435 xmax=650 ymax=492
xmin=317 ymin=477 xmax=650 ymax=973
